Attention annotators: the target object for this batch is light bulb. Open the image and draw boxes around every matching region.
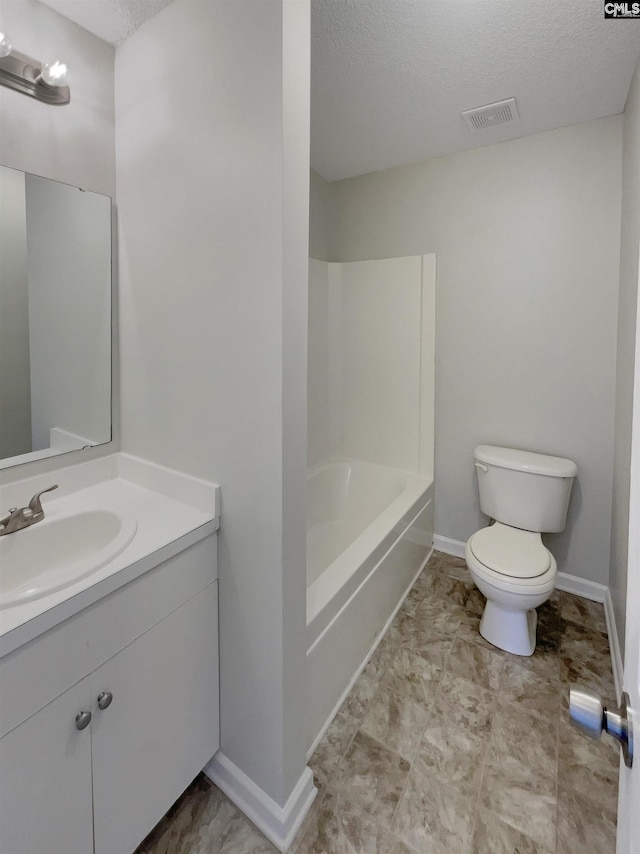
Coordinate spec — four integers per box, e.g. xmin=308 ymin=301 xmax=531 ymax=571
xmin=0 ymin=32 xmax=12 ymax=58
xmin=40 ymin=60 xmax=69 ymax=87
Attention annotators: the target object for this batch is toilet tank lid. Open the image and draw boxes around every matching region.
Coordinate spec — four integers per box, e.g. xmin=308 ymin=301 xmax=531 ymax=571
xmin=475 ymin=445 xmax=577 ymax=478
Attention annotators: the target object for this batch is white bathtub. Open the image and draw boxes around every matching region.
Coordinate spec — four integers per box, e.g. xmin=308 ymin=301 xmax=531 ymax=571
xmin=306 ymin=458 xmax=434 ymax=751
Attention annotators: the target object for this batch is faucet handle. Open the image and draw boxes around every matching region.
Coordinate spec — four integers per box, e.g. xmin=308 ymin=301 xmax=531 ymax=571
xmin=28 ymin=484 xmax=59 ymax=516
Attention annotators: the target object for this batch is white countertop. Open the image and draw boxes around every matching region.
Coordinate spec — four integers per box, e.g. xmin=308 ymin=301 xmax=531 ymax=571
xmin=0 ymin=453 xmax=220 ymax=657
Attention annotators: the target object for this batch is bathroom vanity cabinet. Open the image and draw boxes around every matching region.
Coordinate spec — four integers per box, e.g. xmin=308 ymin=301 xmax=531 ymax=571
xmin=0 ymin=534 xmax=219 ymax=854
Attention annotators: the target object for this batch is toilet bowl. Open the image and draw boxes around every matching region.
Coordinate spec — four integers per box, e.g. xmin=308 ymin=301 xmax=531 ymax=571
xmin=465 ymin=522 xmax=557 ymax=656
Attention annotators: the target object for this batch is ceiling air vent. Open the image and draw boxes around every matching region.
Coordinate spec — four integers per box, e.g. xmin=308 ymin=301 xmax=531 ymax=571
xmin=462 ymin=98 xmax=519 ymax=132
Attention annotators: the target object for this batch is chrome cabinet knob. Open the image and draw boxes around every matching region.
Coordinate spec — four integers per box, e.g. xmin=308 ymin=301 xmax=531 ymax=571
xmin=570 ymin=687 xmax=634 ymax=768
xmin=75 ymin=710 xmax=92 ymax=731
xmin=97 ymin=691 xmax=113 ymax=711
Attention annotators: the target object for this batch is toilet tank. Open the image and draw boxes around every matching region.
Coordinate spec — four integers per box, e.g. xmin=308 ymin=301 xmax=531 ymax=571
xmin=474 ymin=445 xmax=577 ymax=533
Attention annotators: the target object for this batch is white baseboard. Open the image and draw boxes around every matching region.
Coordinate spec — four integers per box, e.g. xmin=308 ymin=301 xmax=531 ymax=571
xmin=204 ymin=752 xmax=316 ymax=853
xmin=603 ymin=590 xmax=624 ymax=701
xmin=433 ymin=534 xmax=466 ymax=558
xmin=555 ymin=572 xmax=606 ymax=602
xmin=434 ymin=533 xmax=622 ymax=693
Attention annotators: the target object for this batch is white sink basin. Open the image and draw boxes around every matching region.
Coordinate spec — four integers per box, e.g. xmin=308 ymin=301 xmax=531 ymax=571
xmin=0 ymin=506 xmax=137 ymax=609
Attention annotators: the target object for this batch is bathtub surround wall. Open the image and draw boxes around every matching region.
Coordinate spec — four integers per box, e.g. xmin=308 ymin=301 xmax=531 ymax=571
xmin=312 ymin=116 xmax=623 ymax=587
xmin=308 ymin=255 xmax=436 ymax=475
xmin=0 ymin=0 xmax=116 ymax=483
xmin=116 ymin=1 xmax=313 ymax=848
xmin=308 ymin=258 xmax=341 ymax=467
xmin=306 ymin=254 xmax=436 ymax=751
xmin=610 ymin=57 xmax=640 ymax=661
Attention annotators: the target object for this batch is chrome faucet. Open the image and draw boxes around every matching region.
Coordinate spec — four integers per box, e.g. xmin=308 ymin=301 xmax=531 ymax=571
xmin=0 ymin=485 xmax=58 ymax=536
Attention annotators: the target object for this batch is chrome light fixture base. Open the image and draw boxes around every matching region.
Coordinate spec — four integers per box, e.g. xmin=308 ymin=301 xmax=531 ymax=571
xmin=0 ymin=49 xmax=70 ymax=105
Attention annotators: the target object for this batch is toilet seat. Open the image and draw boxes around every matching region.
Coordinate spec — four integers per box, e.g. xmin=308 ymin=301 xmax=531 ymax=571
xmin=466 ymin=524 xmax=557 ymax=595
xmin=468 ymin=523 xmax=550 ymax=579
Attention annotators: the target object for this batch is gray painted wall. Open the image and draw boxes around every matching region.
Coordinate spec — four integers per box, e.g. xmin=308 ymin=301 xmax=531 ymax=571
xmin=309 ymin=169 xmax=335 ymax=261
xmin=610 ymin=59 xmax=640 ymax=659
xmin=313 ymin=116 xmax=623 ymax=585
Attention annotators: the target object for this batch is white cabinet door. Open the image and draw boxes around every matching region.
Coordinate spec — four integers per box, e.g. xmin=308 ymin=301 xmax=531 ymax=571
xmin=0 ymin=679 xmax=94 ymax=854
xmin=91 ymin=583 xmax=220 ymax=854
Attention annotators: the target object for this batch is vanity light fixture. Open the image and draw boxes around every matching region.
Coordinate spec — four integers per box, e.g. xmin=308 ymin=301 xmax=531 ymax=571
xmin=0 ymin=33 xmax=70 ymax=105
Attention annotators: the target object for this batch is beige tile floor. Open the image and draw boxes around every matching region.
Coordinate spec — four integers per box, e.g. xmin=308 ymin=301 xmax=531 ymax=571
xmin=136 ymin=551 xmax=619 ymax=854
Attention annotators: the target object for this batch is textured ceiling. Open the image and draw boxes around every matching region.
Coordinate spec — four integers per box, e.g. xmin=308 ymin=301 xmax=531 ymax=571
xmin=38 ymin=0 xmax=174 ymax=46
xmin=311 ymin=0 xmax=640 ymax=181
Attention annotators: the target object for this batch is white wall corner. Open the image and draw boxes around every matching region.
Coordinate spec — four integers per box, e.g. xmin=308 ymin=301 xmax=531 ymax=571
xmin=204 ymin=753 xmax=317 ymax=852
xmin=433 ymin=534 xmax=466 ymax=559
xmin=603 ymin=589 xmax=624 ymax=701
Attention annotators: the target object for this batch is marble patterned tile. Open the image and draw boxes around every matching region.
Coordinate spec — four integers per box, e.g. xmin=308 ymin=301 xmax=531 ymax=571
xmin=506 ymin=645 xmax=561 ymax=681
xmin=489 ymin=703 xmax=558 ymax=783
xmin=471 ymin=807 xmax=553 ymax=854
xmin=289 ymin=795 xmax=324 ymax=854
xmin=400 ymin=568 xmax=435 ymax=616
xmin=393 ymin=611 xmax=455 ymax=668
xmin=412 ymin=595 xmax=465 ymax=637
xmin=497 ymin=657 xmax=562 ymax=721
xmin=559 ymin=623 xmax=616 ymax=701
xmin=362 ymin=632 xmax=401 ymax=684
xmin=463 ymin=584 xmax=486 ymax=616
xmin=559 ymin=591 xmax=608 ymax=633
xmin=536 ymin=597 xmax=563 ymax=654
xmin=537 ymin=595 xmax=562 ymax=633
xmin=293 ymin=787 xmax=414 ymax=854
xmin=360 ymin=679 xmax=432 ymax=761
xmin=392 ymin=763 xmax=476 ymax=853
xmin=310 ymin=710 xmax=358 ymax=792
xmin=480 ymin=686 xmax=560 ymax=850
xmin=340 ymin=665 xmax=383 ymax=725
xmin=429 ymin=551 xmax=469 ymax=580
xmin=418 ymin=711 xmax=490 ymax=795
xmin=135 ymin=775 xmax=236 ymax=854
xmin=429 ymin=574 xmax=484 ymax=615
xmin=417 ymin=672 xmax=494 ymax=795
xmin=331 ymin=731 xmax=411 ymax=824
xmin=379 ymin=646 xmax=443 ymax=705
xmin=556 ymin=789 xmax=617 ymax=854
xmin=479 ymin=772 xmax=557 ymax=851
xmin=446 ymin=636 xmax=505 ymax=691
xmin=558 ymin=717 xmax=619 ymax=815
xmin=216 ymin=812 xmax=279 ymax=853
xmin=433 ymin=670 xmax=495 ymax=734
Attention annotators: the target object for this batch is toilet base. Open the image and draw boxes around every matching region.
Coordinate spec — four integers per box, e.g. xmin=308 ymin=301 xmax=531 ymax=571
xmin=479 ymin=601 xmax=537 ymax=656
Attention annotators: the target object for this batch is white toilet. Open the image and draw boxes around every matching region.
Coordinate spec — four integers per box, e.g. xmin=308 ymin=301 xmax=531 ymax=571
xmin=465 ymin=445 xmax=577 ymax=656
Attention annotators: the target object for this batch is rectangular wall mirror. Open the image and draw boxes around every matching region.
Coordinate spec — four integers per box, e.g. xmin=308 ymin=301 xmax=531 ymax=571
xmin=0 ymin=165 xmax=112 ymax=469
